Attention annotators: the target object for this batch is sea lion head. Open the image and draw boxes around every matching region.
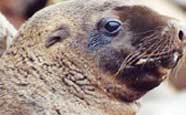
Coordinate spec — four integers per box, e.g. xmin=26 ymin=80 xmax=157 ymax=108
xmin=11 ymin=0 xmax=185 ymax=102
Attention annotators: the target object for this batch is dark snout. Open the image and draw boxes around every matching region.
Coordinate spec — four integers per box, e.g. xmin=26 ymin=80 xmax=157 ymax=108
xmin=168 ymin=22 xmax=186 ymax=68
xmin=170 ymin=24 xmax=186 ymax=68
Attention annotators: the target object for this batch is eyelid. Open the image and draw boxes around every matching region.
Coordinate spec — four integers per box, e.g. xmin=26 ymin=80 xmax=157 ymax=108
xmin=97 ymin=18 xmax=123 ymax=30
xmin=102 ymin=18 xmax=122 ymax=27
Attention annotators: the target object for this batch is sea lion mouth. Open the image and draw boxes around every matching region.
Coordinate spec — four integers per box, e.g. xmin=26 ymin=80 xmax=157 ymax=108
xmin=96 ymin=47 xmax=183 ymax=101
xmin=116 ymin=50 xmax=182 ymax=92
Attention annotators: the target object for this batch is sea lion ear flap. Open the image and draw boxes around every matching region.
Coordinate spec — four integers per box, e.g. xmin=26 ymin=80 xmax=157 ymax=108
xmin=45 ymin=26 xmax=70 ymax=48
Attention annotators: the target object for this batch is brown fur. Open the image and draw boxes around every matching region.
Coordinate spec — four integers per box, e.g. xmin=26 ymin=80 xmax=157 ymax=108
xmin=0 ymin=0 xmax=184 ymax=115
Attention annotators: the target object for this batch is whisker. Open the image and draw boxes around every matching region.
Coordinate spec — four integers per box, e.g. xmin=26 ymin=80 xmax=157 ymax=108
xmin=138 ymin=35 xmax=161 ymax=54
xmin=114 ymin=52 xmax=141 ymax=78
xmin=113 ymin=26 xmax=178 ymax=80
xmin=140 ymin=37 xmax=168 ymax=69
xmin=132 ymin=26 xmax=165 ymax=36
xmin=142 ymin=35 xmax=173 ymax=59
xmin=137 ymin=32 xmax=162 ymax=50
xmin=123 ymin=33 xmax=162 ymax=67
xmin=125 ymin=52 xmax=145 ymax=66
xmin=136 ymin=32 xmax=160 ymax=50
xmin=150 ymin=39 xmax=164 ymax=55
xmin=139 ymin=35 xmax=157 ymax=45
xmin=152 ymin=35 xmax=170 ymax=56
xmin=163 ymin=36 xmax=172 ymax=56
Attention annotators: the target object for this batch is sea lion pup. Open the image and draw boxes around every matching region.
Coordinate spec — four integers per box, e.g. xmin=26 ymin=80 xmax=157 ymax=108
xmin=0 ymin=0 xmax=185 ymax=115
xmin=0 ymin=12 xmax=16 ymax=56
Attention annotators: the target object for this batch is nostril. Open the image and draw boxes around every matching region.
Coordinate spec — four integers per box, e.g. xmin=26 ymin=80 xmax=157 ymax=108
xmin=178 ymin=30 xmax=184 ymax=41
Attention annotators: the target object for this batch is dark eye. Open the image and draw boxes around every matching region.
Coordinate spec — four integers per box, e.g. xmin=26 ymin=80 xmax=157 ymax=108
xmin=103 ymin=19 xmax=122 ymax=35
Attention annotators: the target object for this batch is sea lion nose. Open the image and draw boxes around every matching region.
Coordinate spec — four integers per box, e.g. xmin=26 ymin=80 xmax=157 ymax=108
xmin=178 ymin=30 xmax=186 ymax=41
xmin=178 ymin=25 xmax=186 ymax=42
xmin=174 ymin=24 xmax=186 ymax=62
xmin=176 ymin=24 xmax=186 ymax=61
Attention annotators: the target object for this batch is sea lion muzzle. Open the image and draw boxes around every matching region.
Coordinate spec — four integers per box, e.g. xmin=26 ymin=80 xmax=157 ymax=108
xmin=88 ymin=5 xmax=186 ymax=101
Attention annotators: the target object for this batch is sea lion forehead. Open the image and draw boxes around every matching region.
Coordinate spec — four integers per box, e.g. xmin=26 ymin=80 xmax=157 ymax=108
xmin=113 ymin=5 xmax=169 ymax=33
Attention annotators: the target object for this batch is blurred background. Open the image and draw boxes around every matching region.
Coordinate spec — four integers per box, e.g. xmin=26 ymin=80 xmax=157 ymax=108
xmin=0 ymin=0 xmax=56 ymax=28
xmin=0 ymin=0 xmax=186 ymax=115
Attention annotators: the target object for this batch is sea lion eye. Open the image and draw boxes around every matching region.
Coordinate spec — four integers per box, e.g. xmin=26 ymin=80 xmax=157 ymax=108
xmin=103 ymin=19 xmax=122 ymax=36
xmin=88 ymin=18 xmax=122 ymax=51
